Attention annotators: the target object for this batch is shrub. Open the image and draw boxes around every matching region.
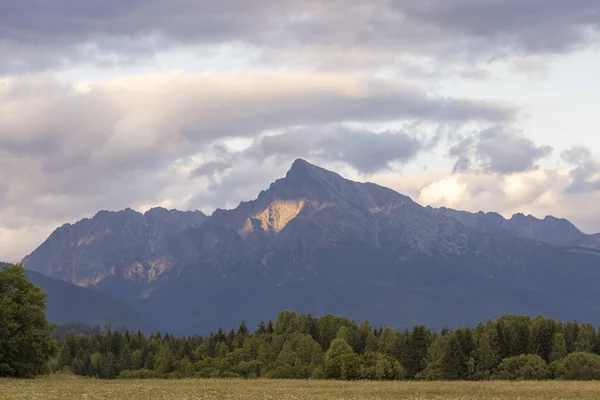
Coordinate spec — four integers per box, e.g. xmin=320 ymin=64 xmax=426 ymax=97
xmin=117 ymin=369 xmax=161 ymax=379
xmin=494 ymin=355 xmax=549 ymax=380
xmin=220 ymin=371 xmax=241 ymax=379
xmin=551 ymin=352 xmax=600 ymax=380
xmin=361 ymin=352 xmax=406 ymax=380
xmin=264 ymin=365 xmax=308 ymax=379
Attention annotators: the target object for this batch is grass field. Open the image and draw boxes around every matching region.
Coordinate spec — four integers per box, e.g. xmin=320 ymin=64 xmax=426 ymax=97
xmin=1 ymin=375 xmax=599 ymax=399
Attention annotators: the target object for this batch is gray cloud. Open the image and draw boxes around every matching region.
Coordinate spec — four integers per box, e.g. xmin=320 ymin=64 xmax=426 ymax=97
xmin=449 ymin=127 xmax=553 ymax=174
xmin=477 ymin=127 xmax=553 ymax=173
xmin=397 ymin=0 xmax=600 ymax=54
xmin=449 ymin=137 xmax=475 ymax=173
xmin=1 ymin=0 xmax=599 ymax=72
xmin=191 ymin=159 xmax=233 ymax=178
xmin=185 ymin=127 xmax=428 ymax=211
xmin=561 ymin=146 xmax=600 ymax=193
xmin=561 ymin=146 xmax=593 ymax=164
xmin=249 ymin=127 xmax=427 ymax=174
xmin=186 ymin=159 xmax=283 ymax=212
xmin=0 ymin=72 xmax=511 ymax=259
xmin=319 ymin=129 xmax=424 ymax=173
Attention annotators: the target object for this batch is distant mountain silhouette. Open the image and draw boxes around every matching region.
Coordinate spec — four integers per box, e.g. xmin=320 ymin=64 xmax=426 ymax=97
xmin=23 ymin=160 xmax=600 ymax=335
xmin=2 ymin=262 xmax=150 ymax=331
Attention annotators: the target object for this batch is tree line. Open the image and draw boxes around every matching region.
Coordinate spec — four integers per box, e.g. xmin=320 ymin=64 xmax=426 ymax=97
xmin=4 ymin=262 xmax=600 ymax=380
xmin=53 ymin=311 xmax=600 ymax=381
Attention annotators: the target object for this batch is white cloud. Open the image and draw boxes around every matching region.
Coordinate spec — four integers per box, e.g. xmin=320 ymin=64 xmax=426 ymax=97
xmin=0 ymin=70 xmax=513 ymax=260
xmin=2 ymin=1 xmax=600 ymax=261
xmin=418 ymin=176 xmax=467 ymax=208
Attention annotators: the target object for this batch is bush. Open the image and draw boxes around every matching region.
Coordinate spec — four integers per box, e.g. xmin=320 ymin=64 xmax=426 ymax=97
xmin=117 ymin=369 xmax=161 ymax=379
xmin=339 ymin=354 xmax=365 ymax=380
xmin=264 ymin=365 xmax=307 ymax=379
xmin=220 ymin=371 xmax=241 ymax=379
xmin=361 ymin=352 xmax=406 ymax=380
xmin=551 ymin=352 xmax=600 ymax=380
xmin=494 ymin=355 xmax=549 ymax=380
xmin=310 ymin=367 xmax=325 ymax=380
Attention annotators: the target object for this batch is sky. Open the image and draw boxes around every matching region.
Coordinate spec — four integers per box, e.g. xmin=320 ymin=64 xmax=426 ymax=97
xmin=1 ymin=0 xmax=600 ymax=261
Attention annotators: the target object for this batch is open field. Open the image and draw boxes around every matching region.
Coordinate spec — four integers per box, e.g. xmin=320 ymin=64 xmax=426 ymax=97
xmin=2 ymin=376 xmax=600 ymax=400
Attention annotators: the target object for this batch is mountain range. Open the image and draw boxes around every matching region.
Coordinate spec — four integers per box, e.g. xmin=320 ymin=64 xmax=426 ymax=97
xmin=21 ymin=159 xmax=600 ymax=335
xmin=1 ymin=262 xmax=148 ymax=331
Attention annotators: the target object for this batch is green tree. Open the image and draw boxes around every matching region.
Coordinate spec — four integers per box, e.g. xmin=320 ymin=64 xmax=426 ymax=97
xmin=257 ymin=321 xmax=267 ymax=334
xmin=575 ymin=324 xmax=597 ymax=353
xmin=0 ymin=264 xmax=57 ymax=378
xmin=549 ymin=333 xmax=567 ymax=363
xmin=441 ymin=333 xmax=465 ymax=380
xmin=469 ymin=330 xmax=499 ymax=380
xmin=531 ymin=317 xmax=558 ymax=362
xmin=154 ymin=343 xmax=173 ymax=375
xmin=274 ymin=310 xmax=297 ymax=335
xmin=406 ymin=325 xmax=432 ymax=378
xmin=324 ymin=338 xmax=354 ymax=379
xmin=364 ymin=333 xmax=381 ymax=353
xmin=131 ymin=349 xmax=144 ymax=370
xmin=89 ymin=352 xmax=103 ymax=378
xmin=71 ymin=357 xmax=87 ymax=376
xmin=56 ymin=342 xmax=73 ymax=371
xmin=563 ymin=321 xmax=580 ymax=353
xmin=175 ymin=356 xmax=195 ymax=378
xmin=415 ymin=335 xmax=447 ymax=380
xmin=362 ymin=351 xmax=405 ymax=380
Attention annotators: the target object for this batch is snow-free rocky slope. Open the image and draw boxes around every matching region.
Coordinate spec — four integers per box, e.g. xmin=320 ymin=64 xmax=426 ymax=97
xmin=23 ymin=160 xmax=600 ymax=334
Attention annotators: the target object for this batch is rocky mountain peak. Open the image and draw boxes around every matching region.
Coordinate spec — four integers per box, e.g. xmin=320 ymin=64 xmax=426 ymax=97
xmin=286 ymin=158 xmax=341 ymax=181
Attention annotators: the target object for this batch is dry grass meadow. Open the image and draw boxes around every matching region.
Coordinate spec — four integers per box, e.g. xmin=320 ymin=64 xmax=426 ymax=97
xmin=1 ymin=375 xmax=600 ymax=399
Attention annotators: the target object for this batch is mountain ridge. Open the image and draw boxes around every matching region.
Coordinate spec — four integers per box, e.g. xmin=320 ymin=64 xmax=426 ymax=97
xmin=22 ymin=207 xmax=207 ymax=287
xmin=434 ymin=206 xmax=600 ymax=249
xmin=21 ymin=159 xmax=600 ymax=334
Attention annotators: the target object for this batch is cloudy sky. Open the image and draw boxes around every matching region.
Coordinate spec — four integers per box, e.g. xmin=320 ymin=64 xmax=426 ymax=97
xmin=1 ymin=0 xmax=600 ymax=261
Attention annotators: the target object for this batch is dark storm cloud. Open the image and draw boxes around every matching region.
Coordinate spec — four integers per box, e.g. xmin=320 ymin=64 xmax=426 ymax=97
xmin=1 ymin=0 xmax=599 ymax=71
xmin=449 ymin=127 xmax=553 ymax=174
